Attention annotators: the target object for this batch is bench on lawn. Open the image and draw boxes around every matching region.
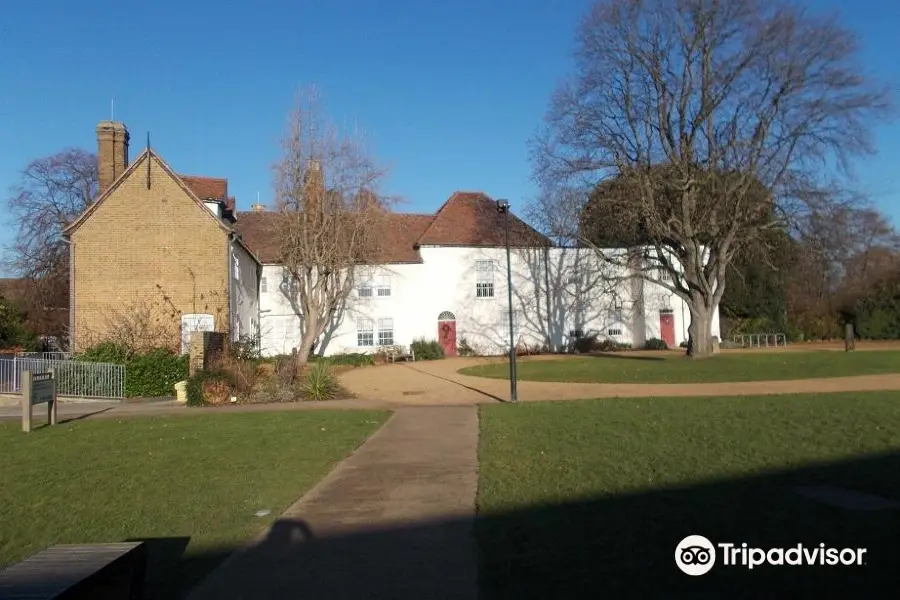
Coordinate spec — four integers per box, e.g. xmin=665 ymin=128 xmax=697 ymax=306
xmin=382 ymin=345 xmax=416 ymax=363
xmin=0 ymin=542 xmax=147 ymax=600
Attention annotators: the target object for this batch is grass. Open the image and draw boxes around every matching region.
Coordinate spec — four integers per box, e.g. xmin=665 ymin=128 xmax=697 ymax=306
xmin=0 ymin=410 xmax=388 ymax=598
xmin=460 ymin=349 xmax=900 ymax=383
xmin=477 ymin=392 xmax=900 ymax=599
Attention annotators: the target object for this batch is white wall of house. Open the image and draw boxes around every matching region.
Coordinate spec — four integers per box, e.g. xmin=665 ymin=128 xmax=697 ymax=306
xmin=256 ymin=245 xmax=717 ymax=357
xmin=231 ymin=242 xmax=259 ymax=342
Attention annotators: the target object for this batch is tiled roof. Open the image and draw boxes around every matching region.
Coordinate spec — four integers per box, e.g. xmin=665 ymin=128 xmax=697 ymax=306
xmin=179 ymin=174 xmax=228 ymax=202
xmin=234 ymin=211 xmax=435 ymax=265
xmin=233 ymin=211 xmax=280 ymax=264
xmin=416 ymin=191 xmax=551 ymax=247
xmin=233 ymin=191 xmax=550 ymax=265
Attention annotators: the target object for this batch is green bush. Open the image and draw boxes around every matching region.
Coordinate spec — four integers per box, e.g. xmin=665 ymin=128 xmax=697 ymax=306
xmin=643 ymin=337 xmax=669 ymax=350
xmin=574 ymin=334 xmax=629 ymax=353
xmin=77 ymin=342 xmax=129 ymax=364
xmin=312 ymin=352 xmax=375 ymax=367
xmin=125 ymin=349 xmax=189 ymax=397
xmin=77 ymin=343 xmax=188 ymax=398
xmin=411 ymin=338 xmax=444 ymax=360
xmin=229 ymin=334 xmax=261 ymax=361
xmin=299 ymin=361 xmax=340 ymax=401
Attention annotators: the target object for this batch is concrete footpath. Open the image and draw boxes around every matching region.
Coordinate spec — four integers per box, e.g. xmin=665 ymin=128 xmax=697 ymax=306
xmin=189 ymin=406 xmax=480 ymax=600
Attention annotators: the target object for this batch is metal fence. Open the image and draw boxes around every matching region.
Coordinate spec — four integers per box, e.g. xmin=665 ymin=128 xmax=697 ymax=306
xmin=15 ymin=351 xmax=72 ymax=361
xmin=0 ymin=357 xmax=125 ymax=399
xmin=732 ymin=333 xmax=787 ymax=348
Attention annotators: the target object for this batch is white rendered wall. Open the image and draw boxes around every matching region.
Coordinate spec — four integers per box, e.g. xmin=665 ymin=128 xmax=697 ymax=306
xmin=257 ymin=246 xmax=713 ymax=357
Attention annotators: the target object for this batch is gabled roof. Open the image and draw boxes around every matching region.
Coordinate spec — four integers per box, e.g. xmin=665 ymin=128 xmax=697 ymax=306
xmin=416 ymin=191 xmax=551 ymax=247
xmin=60 ymin=149 xmax=260 ymax=263
xmin=62 ymin=149 xmax=236 ymax=237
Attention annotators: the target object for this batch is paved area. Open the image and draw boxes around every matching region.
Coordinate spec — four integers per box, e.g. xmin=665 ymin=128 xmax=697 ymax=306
xmin=339 ymin=355 xmax=900 ymax=405
xmin=189 ymin=406 xmax=479 ymax=600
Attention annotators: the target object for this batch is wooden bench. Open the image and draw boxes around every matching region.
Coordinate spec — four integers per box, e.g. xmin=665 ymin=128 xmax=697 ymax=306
xmin=0 ymin=542 xmax=147 ymax=600
xmin=382 ymin=345 xmax=416 ymax=363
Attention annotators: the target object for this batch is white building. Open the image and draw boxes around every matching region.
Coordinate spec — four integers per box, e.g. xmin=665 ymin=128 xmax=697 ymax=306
xmin=234 ymin=192 xmax=720 ymax=357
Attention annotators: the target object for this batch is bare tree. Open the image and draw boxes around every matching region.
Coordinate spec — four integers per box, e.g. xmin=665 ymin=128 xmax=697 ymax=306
xmin=4 ymin=149 xmax=98 ymax=338
xmin=274 ymin=89 xmax=393 ymax=365
xmin=533 ymin=0 xmax=891 ymax=357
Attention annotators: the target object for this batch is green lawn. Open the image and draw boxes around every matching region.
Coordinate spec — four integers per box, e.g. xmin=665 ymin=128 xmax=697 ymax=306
xmin=0 ymin=410 xmax=388 ymax=599
xmin=478 ymin=392 xmax=900 ymax=599
xmin=461 ymin=349 xmax=900 ymax=383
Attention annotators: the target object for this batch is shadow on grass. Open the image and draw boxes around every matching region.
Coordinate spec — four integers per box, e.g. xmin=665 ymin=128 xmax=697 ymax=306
xmin=6 ymin=452 xmax=899 ymax=599
xmin=582 ymin=351 xmax=669 ymax=361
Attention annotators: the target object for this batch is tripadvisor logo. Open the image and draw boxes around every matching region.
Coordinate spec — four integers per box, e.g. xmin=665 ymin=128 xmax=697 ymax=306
xmin=675 ymin=535 xmax=867 ymax=575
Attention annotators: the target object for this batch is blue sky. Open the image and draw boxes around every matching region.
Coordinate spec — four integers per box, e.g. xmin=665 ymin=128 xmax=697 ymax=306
xmin=1 ymin=0 xmax=898 ymax=271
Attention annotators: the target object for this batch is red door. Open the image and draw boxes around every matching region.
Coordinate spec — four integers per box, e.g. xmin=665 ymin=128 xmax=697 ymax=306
xmin=438 ymin=320 xmax=457 ymax=357
xmin=659 ymin=311 xmax=675 ymax=348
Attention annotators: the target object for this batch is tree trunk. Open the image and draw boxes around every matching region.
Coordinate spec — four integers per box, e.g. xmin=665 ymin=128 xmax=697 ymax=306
xmin=294 ymin=321 xmax=320 ymax=367
xmin=686 ymin=301 xmax=715 ymax=359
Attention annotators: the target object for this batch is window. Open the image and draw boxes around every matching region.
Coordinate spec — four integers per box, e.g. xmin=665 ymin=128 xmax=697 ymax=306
xmin=607 ymin=328 xmax=623 ymax=337
xmin=377 ymin=275 xmax=391 ymax=297
xmin=567 ymin=270 xmax=582 ymax=286
xmin=261 ymin=277 xmax=268 ymax=293
xmin=377 ymin=318 xmax=394 ymax=346
xmin=569 ymin=329 xmax=584 ymax=339
xmin=358 ymin=283 xmax=373 ymax=298
xmin=476 ymin=260 xmax=494 ymax=298
xmin=357 ymin=319 xmax=374 ymax=347
xmin=658 ymin=269 xmax=671 ymax=281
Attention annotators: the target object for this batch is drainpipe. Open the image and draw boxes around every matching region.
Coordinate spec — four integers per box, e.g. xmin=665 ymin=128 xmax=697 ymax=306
xmin=227 ymin=232 xmax=236 ymax=341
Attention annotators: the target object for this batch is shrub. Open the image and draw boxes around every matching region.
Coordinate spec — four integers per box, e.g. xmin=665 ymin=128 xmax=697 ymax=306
xmin=299 ymin=361 xmax=340 ymax=401
xmin=186 ymin=369 xmax=234 ymax=406
xmin=573 ymin=334 xmax=600 ymax=353
xmin=458 ymin=337 xmax=477 ymax=357
xmin=317 ymin=352 xmax=375 ymax=367
xmin=229 ymin=334 xmax=261 ymax=361
xmin=77 ymin=342 xmax=129 ymax=364
xmin=643 ymin=337 xmax=669 ymax=350
xmin=125 ymin=348 xmax=189 ymax=397
xmin=411 ymin=338 xmax=444 ymax=360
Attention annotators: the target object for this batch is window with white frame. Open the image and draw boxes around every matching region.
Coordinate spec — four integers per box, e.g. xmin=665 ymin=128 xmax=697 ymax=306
xmin=261 ymin=277 xmax=268 ymax=293
xmin=607 ymin=328 xmax=623 ymax=337
xmin=658 ymin=268 xmax=671 ymax=281
xmin=475 ymin=260 xmax=495 ymax=298
xmin=358 ymin=282 xmax=373 ymax=298
xmin=377 ymin=275 xmax=391 ymax=297
xmin=377 ymin=318 xmax=394 ymax=346
xmin=357 ymin=319 xmax=374 ymax=346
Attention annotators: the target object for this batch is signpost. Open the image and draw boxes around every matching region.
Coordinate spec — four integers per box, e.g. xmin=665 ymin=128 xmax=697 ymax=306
xmin=22 ymin=369 xmax=57 ymax=433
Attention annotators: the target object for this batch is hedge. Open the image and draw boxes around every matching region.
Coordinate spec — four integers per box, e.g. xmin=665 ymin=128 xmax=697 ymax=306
xmin=78 ymin=343 xmax=189 ymax=398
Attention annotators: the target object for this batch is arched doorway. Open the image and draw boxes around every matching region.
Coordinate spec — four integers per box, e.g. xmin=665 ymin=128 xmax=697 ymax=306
xmin=437 ymin=311 xmax=457 ymax=357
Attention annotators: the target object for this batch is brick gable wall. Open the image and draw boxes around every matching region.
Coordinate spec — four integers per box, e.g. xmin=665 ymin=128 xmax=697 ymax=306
xmin=70 ymin=153 xmax=230 ymax=352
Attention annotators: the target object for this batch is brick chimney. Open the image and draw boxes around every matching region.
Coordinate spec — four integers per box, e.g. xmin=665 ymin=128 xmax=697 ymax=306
xmin=96 ymin=120 xmax=130 ymax=195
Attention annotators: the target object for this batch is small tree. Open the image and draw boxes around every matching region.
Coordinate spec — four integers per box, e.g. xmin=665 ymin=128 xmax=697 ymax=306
xmin=533 ymin=0 xmax=891 ymax=357
xmin=274 ymin=89 xmax=392 ymax=365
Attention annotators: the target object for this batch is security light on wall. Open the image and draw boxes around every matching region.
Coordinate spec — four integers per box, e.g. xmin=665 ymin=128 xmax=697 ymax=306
xmin=496 ymin=199 xmax=510 ymax=213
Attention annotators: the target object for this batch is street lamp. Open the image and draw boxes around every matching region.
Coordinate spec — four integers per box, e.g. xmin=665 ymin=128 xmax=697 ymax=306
xmin=496 ymin=199 xmax=518 ymax=403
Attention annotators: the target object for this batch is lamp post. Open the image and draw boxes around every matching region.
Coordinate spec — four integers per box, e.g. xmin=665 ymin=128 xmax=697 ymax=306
xmin=496 ymin=199 xmax=518 ymax=403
